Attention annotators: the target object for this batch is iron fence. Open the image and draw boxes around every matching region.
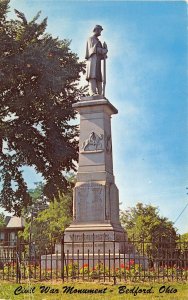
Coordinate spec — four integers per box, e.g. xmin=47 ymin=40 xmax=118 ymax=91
xmin=0 ymin=234 xmax=187 ymax=284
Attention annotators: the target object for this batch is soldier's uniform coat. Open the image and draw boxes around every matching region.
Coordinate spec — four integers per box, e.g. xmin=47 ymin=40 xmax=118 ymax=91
xmin=85 ymin=35 xmax=105 ymax=82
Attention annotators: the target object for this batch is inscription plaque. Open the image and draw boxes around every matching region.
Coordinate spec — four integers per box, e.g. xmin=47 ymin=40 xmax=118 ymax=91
xmin=75 ymin=182 xmax=104 ymax=221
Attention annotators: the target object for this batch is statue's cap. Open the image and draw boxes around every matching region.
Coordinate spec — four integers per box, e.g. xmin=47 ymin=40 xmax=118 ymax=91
xmin=93 ymin=25 xmax=103 ymax=32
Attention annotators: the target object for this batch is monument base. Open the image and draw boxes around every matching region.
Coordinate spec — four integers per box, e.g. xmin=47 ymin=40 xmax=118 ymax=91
xmin=41 ymin=253 xmax=148 ymax=271
xmin=54 ymin=223 xmax=130 ymax=254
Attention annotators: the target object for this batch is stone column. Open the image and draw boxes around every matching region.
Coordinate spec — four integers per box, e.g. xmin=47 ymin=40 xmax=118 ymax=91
xmin=64 ymin=96 xmax=127 ymax=253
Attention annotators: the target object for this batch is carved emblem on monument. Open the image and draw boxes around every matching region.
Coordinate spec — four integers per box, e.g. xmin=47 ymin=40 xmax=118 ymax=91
xmin=81 ymin=131 xmax=104 ymax=152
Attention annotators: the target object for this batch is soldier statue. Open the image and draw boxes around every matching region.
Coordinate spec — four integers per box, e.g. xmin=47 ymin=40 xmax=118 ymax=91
xmin=85 ymin=25 xmax=108 ymax=96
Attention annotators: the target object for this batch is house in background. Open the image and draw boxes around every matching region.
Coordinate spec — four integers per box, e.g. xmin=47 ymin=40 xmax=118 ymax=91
xmin=0 ymin=216 xmax=25 ymax=246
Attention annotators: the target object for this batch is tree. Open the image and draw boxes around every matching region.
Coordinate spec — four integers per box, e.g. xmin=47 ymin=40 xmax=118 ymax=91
xmin=120 ymin=203 xmax=178 ymax=256
xmin=20 ymin=191 xmax=73 ymax=253
xmin=181 ymin=233 xmax=188 ymax=243
xmin=120 ymin=202 xmax=177 ymax=240
xmin=28 ymin=182 xmax=44 ymax=202
xmin=20 ymin=175 xmax=75 ymax=252
xmin=180 ymin=233 xmax=188 ymax=251
xmin=0 ymin=0 xmax=85 ymax=215
xmin=21 ymin=182 xmax=48 ymax=217
xmin=0 ymin=213 xmax=6 ymax=229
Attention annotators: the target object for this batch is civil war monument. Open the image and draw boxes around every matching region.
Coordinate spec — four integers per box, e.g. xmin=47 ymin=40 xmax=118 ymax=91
xmin=63 ymin=25 xmax=128 ymax=254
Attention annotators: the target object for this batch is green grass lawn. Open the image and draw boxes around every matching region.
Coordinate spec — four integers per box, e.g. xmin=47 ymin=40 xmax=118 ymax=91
xmin=0 ymin=281 xmax=187 ymax=300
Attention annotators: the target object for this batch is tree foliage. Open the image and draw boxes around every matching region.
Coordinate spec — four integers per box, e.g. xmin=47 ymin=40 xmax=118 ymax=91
xmin=28 ymin=182 xmax=45 ymax=203
xmin=0 ymin=1 xmax=85 ymax=215
xmin=0 ymin=213 xmax=6 ymax=229
xmin=181 ymin=233 xmax=188 ymax=243
xmin=20 ymin=191 xmax=73 ymax=253
xmin=120 ymin=202 xmax=177 ymax=243
xmin=20 ymin=175 xmax=75 ymax=252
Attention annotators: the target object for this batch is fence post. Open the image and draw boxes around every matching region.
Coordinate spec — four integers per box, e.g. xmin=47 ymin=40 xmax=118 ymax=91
xmin=113 ymin=233 xmax=116 ymax=285
xmin=61 ymin=233 xmax=65 ymax=282
xmin=16 ymin=239 xmax=21 ymax=284
xmin=16 ymin=241 xmax=19 ymax=283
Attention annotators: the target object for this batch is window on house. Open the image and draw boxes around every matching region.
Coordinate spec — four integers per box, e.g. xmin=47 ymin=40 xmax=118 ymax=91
xmin=9 ymin=232 xmax=17 ymax=246
xmin=0 ymin=232 xmax=4 ymax=242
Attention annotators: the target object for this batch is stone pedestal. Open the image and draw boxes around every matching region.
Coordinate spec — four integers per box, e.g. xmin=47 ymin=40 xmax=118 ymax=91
xmin=64 ymin=96 xmax=127 ymax=253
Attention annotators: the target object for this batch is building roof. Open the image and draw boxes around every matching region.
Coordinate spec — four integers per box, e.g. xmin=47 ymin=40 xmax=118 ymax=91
xmin=6 ymin=216 xmax=25 ymax=228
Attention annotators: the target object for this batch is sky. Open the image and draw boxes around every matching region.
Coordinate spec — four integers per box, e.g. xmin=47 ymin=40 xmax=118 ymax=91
xmin=6 ymin=0 xmax=187 ymax=234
